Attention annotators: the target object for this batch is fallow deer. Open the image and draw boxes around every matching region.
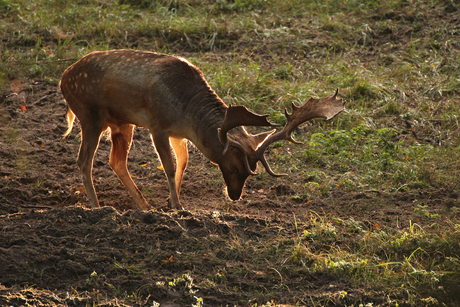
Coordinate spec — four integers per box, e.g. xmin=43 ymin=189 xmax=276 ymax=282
xmin=60 ymin=49 xmax=345 ymax=210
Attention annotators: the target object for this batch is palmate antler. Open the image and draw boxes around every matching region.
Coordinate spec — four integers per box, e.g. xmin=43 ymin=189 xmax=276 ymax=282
xmin=218 ymin=89 xmax=346 ymax=177
xmin=218 ymin=105 xmax=277 ymax=175
xmin=256 ymin=89 xmax=345 ymax=176
xmin=218 ymin=105 xmax=277 ymax=155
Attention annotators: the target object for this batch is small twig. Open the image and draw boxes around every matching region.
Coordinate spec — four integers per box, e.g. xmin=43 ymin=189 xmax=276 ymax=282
xmin=0 ymin=212 xmax=27 ymax=219
xmin=19 ymin=204 xmax=54 ymax=209
xmin=270 ymin=267 xmax=283 ymax=284
xmin=36 ymin=95 xmax=50 ymax=103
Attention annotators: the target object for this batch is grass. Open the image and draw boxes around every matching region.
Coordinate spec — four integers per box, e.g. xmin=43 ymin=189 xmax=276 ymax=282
xmin=1 ymin=0 xmax=460 ymax=306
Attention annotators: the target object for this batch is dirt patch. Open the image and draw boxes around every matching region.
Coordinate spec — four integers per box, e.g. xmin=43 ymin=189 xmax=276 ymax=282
xmin=1 ymin=82 xmax=459 ymax=306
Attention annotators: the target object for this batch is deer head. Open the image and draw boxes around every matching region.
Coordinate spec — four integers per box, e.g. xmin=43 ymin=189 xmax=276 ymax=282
xmin=217 ymin=89 xmax=345 ymax=200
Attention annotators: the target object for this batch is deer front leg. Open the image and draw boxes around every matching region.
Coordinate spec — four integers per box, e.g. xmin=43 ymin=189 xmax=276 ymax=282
xmin=77 ymin=122 xmax=104 ymax=208
xmin=109 ymin=124 xmax=151 ymax=211
xmin=170 ymin=137 xmax=188 ymax=196
xmin=152 ymin=133 xmax=181 ymax=209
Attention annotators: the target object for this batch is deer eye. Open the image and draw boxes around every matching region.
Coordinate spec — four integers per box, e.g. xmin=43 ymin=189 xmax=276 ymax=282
xmin=230 ymin=165 xmax=238 ymax=173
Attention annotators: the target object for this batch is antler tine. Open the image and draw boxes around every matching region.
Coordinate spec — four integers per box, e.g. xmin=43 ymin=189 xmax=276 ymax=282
xmin=226 ymin=138 xmax=258 ymax=175
xmin=259 ymin=155 xmax=288 ymax=177
xmin=334 ymin=88 xmax=339 ymax=97
xmin=218 ymin=105 xmax=277 ymax=153
xmin=256 ymin=89 xmax=345 ymax=177
xmin=284 ymin=105 xmax=304 ymax=145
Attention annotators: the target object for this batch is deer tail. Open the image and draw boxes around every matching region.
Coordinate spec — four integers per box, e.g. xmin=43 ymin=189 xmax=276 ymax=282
xmin=63 ymin=106 xmax=75 ymax=139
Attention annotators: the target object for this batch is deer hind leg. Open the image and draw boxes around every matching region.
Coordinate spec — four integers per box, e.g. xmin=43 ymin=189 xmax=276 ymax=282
xmin=170 ymin=137 xmax=188 ymax=196
xmin=109 ymin=124 xmax=151 ymax=211
xmin=152 ymin=133 xmax=181 ymax=209
xmin=77 ymin=116 xmax=106 ymax=208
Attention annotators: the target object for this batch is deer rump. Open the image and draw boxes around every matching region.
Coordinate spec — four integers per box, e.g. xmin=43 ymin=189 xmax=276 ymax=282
xmin=60 ymin=49 xmax=346 ymax=210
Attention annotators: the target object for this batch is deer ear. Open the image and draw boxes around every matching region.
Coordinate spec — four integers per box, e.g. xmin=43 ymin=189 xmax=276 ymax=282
xmin=219 ymin=105 xmax=276 ymax=146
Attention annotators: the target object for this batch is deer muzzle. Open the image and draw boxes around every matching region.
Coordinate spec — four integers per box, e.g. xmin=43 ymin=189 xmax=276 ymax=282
xmin=227 ymin=188 xmax=242 ymax=201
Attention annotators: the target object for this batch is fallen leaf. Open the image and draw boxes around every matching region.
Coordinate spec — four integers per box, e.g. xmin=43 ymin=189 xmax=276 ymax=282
xmin=162 ymin=255 xmax=174 ymax=263
xmin=11 ymin=78 xmax=24 ymax=93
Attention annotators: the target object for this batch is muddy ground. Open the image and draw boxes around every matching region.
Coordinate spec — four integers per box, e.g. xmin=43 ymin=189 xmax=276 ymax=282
xmin=0 ymin=81 xmax=459 ymax=306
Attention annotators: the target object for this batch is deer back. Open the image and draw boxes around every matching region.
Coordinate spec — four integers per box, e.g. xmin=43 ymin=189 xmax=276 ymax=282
xmin=60 ymin=50 xmax=227 ymax=152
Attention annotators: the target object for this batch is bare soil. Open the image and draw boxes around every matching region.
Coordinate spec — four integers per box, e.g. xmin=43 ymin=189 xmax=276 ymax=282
xmin=0 ymin=81 xmax=458 ymax=306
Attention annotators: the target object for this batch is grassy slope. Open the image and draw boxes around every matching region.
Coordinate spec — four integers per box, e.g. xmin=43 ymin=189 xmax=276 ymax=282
xmin=1 ymin=0 xmax=460 ymax=306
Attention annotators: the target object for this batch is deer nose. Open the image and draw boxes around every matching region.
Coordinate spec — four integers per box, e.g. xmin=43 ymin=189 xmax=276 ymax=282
xmin=227 ymin=189 xmax=242 ymax=201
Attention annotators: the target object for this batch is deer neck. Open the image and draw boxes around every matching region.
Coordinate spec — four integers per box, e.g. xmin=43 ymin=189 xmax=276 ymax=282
xmin=184 ymin=91 xmax=228 ymax=164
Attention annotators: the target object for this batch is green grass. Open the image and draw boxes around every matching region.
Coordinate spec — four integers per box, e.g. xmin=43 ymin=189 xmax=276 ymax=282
xmin=1 ymin=0 xmax=460 ymax=305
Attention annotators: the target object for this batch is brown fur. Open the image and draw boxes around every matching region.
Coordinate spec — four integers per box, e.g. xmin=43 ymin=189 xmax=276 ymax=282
xmin=60 ymin=50 xmax=345 ymax=210
xmin=60 ymin=50 xmax=266 ymax=209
